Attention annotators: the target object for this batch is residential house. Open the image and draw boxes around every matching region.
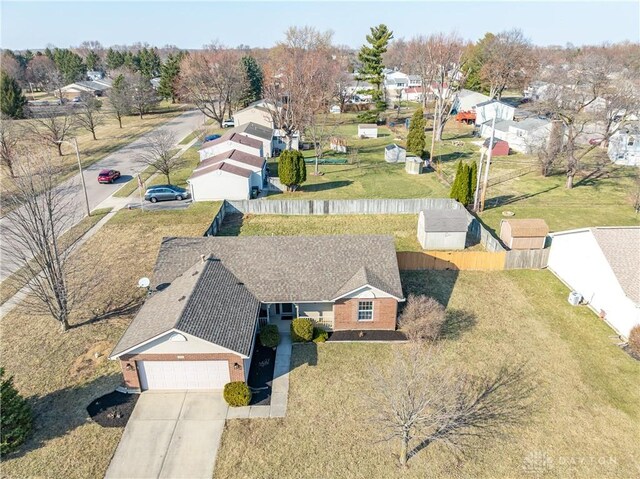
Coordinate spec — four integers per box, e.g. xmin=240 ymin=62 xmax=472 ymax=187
xmin=607 ymin=126 xmax=640 ymax=167
xmin=548 ymin=227 xmax=640 ymax=338
xmin=417 ymin=208 xmax=468 ymax=250
xmin=228 ymin=122 xmax=274 ymax=158
xmin=475 ymin=100 xmax=516 ymax=126
xmin=232 ymin=100 xmax=300 ymax=152
xmin=480 ymin=116 xmax=554 ymax=154
xmin=453 ymin=89 xmax=491 ymax=113
xmin=402 ymin=87 xmax=423 ymax=103
xmin=523 ymin=81 xmax=552 ymax=101
xmin=86 ymin=70 xmax=104 ymax=81
xmin=188 ymin=149 xmax=267 ymax=201
xmin=198 ymin=131 xmax=263 ymax=160
xmin=58 ymin=78 xmax=112 ymax=99
xmin=344 ymin=74 xmax=374 ymax=100
xmin=109 ymin=235 xmax=405 ymax=391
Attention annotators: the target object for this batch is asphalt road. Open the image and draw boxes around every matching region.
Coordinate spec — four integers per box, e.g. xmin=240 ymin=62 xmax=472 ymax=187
xmin=0 ymin=109 xmax=205 ymax=282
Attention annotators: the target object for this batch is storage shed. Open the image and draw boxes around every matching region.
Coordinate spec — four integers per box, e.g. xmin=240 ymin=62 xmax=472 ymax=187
xmin=385 ymin=144 xmax=406 ymax=163
xmin=482 ymin=138 xmax=510 ymax=157
xmin=500 ymin=219 xmax=549 ymax=250
xmin=417 ymin=208 xmax=468 ymax=250
xmin=358 ymin=124 xmax=378 ymax=139
xmin=405 ymin=156 xmax=423 ymax=175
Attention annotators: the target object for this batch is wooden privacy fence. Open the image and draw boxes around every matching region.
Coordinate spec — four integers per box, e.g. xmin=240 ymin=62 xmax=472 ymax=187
xmin=397 ymin=251 xmax=507 ymax=271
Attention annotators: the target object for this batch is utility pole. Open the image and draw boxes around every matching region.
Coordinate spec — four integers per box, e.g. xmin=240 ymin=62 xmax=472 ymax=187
xmin=473 ymin=150 xmax=484 ymax=212
xmin=479 ymin=115 xmax=497 ymax=213
xmin=58 ymin=138 xmax=91 ymax=217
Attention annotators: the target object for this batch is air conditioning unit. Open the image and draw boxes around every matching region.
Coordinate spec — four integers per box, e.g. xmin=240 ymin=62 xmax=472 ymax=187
xmin=568 ymin=291 xmax=582 ymax=306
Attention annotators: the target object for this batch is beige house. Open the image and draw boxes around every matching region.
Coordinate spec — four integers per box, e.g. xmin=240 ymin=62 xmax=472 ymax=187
xmin=233 ymin=101 xmax=275 ymax=129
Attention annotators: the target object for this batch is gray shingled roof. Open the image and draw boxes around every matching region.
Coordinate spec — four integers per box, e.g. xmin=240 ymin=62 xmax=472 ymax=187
xmin=232 ymin=122 xmax=273 ymax=141
xmin=199 ymin=131 xmax=263 ymax=151
xmin=592 ymin=227 xmax=640 ymax=305
xmin=111 ymin=259 xmax=260 ymax=358
xmin=420 ymin=209 xmax=468 ymax=232
xmin=197 ymin=149 xmax=265 ymax=170
xmin=189 ymin=161 xmax=252 ymax=180
xmin=153 ymin=235 xmax=404 ymax=302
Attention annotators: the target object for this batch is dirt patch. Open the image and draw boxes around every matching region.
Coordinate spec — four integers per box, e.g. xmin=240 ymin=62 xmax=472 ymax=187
xmin=69 ymin=341 xmax=113 ymax=381
xmin=87 ymin=391 xmax=138 ymax=428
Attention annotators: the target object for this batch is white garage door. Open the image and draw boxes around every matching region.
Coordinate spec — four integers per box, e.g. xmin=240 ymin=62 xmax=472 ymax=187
xmin=137 ymin=361 xmax=230 ymax=390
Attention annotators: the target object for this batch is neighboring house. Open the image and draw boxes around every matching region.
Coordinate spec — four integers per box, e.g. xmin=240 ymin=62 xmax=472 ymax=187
xmin=233 ymin=100 xmax=276 ymax=129
xmin=402 ymin=87 xmax=423 ymax=103
xmin=417 ymin=208 xmax=468 ymax=250
xmin=272 ymin=129 xmax=300 ymax=152
xmin=607 ymin=126 xmax=640 ymax=167
xmin=189 ymin=149 xmax=267 ymax=201
xmin=548 ymin=227 xmax=640 ymax=338
xmin=385 ymin=144 xmax=406 ymax=163
xmin=499 ymin=219 xmax=549 ymax=250
xmin=344 ymin=74 xmax=374 ymax=99
xmin=58 ymin=79 xmax=112 ymax=99
xmin=330 ymin=104 xmax=341 ymax=114
xmin=480 ymin=116 xmax=553 ymax=154
xmin=86 ymin=70 xmax=104 ymax=81
xmin=523 ymin=81 xmax=552 ymax=101
xmin=358 ymin=124 xmax=378 ymax=139
xmin=109 ymin=235 xmax=405 ymax=391
xmin=475 ymin=100 xmax=516 ymax=126
xmin=453 ymin=89 xmax=491 ymax=113
xmin=198 ymin=132 xmax=263 ymax=160
xmin=228 ymin=122 xmax=274 ymax=158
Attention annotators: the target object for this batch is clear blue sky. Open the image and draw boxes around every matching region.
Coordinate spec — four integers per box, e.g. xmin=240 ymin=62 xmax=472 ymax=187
xmin=2 ymin=1 xmax=638 ymax=51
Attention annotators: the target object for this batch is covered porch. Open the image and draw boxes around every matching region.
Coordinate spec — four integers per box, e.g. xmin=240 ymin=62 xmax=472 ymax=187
xmin=259 ymin=302 xmax=334 ymax=333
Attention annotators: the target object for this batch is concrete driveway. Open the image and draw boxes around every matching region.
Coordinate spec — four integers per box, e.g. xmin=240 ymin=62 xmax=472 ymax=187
xmin=105 ymin=391 xmax=228 ymax=479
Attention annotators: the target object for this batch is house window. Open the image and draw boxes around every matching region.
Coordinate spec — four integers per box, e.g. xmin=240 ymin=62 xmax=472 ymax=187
xmin=628 ymin=136 xmax=635 ymax=147
xmin=357 ymin=301 xmax=374 ymax=321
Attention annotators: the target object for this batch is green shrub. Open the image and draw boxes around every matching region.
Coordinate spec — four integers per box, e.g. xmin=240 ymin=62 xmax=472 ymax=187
xmin=223 ymin=381 xmax=252 ymax=407
xmin=291 ymin=317 xmax=313 ymax=342
xmin=0 ymin=368 xmax=33 ymax=455
xmin=628 ymin=325 xmax=640 ymax=356
xmin=312 ymin=327 xmax=329 ymax=343
xmin=260 ymin=324 xmax=281 ymax=348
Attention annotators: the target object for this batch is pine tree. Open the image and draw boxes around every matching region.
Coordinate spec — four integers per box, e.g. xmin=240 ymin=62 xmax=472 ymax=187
xmin=0 ymin=73 xmax=27 ymax=119
xmin=137 ymin=47 xmax=162 ymax=78
xmin=406 ymin=107 xmax=426 ymax=157
xmin=468 ymin=161 xmax=478 ymax=205
xmin=52 ymin=48 xmax=86 ymax=84
xmin=0 ymin=368 xmax=33 ymax=455
xmin=357 ymin=24 xmax=393 ymax=104
xmin=278 ymin=150 xmax=307 ymax=191
xmin=240 ymin=56 xmax=263 ymax=107
xmin=85 ymin=51 xmax=101 ymax=71
xmin=449 ymin=161 xmax=464 ymax=200
xmin=459 ymin=164 xmax=471 ymax=205
xmin=106 ymin=48 xmax=125 ymax=71
xmin=158 ymin=53 xmax=182 ymax=103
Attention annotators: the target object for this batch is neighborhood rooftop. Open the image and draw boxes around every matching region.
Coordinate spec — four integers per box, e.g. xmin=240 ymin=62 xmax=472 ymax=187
xmin=420 ymin=208 xmax=469 ymax=232
xmin=197 ymin=149 xmax=265 ymax=170
xmin=189 ymin=161 xmax=253 ymax=180
xmin=591 ymin=227 xmax=640 ymax=304
xmin=199 ymin=131 xmax=263 ymax=150
xmin=231 ymin=122 xmax=274 ymax=141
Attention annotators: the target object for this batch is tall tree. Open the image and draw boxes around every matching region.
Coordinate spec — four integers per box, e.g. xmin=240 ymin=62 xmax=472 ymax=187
xmin=52 ymin=48 xmax=86 ymax=84
xmin=0 ymin=114 xmax=19 ymax=177
xmin=0 ymin=72 xmax=27 ymax=119
xmin=74 ymin=92 xmax=103 ymax=140
xmin=107 ymin=73 xmax=132 ymax=128
xmin=26 ymin=109 xmax=74 ymax=156
xmin=461 ymin=33 xmax=495 ymax=94
xmin=84 ymin=50 xmax=101 ymax=71
xmin=357 ymin=24 xmax=394 ymax=105
xmin=240 ymin=55 xmax=263 ymax=107
xmin=125 ymin=71 xmax=158 ymax=119
xmin=0 ymin=367 xmax=33 ymax=455
xmin=467 ymin=160 xmax=478 ymax=205
xmin=136 ymin=47 xmax=162 ymax=78
xmin=158 ymin=52 xmax=182 ymax=103
xmin=449 ymin=161 xmax=465 ymax=202
xmin=25 ymin=55 xmax=62 ymax=95
xmin=406 ymin=107 xmax=426 ymax=157
xmin=278 ymin=149 xmax=306 ymax=191
xmin=138 ymin=130 xmax=180 ymax=184
xmin=1 ymin=53 xmax=24 ymax=85
xmin=105 ymin=48 xmax=125 ymax=71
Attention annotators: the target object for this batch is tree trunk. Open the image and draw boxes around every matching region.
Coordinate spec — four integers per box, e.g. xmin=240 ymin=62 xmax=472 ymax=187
xmin=56 ymin=142 xmax=63 ymax=156
xmin=399 ymin=432 xmax=409 ymax=468
xmin=139 ymin=111 xmax=144 ymax=120
xmin=165 ymin=173 xmax=171 ymax=185
xmin=60 ymin=317 xmax=69 ymax=332
xmin=566 ymin=170 xmax=575 ymax=189
xmin=118 ymin=116 xmax=123 ymax=128
xmin=91 ymin=130 xmax=97 ymax=140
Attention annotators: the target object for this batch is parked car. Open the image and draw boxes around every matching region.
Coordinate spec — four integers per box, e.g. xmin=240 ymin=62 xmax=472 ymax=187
xmin=589 ymin=138 xmax=603 ymax=146
xmin=222 ymin=119 xmax=235 ymax=128
xmin=203 ymin=134 xmax=221 ymax=142
xmin=98 ymin=169 xmax=121 ymax=184
xmin=144 ymin=185 xmax=190 ymax=203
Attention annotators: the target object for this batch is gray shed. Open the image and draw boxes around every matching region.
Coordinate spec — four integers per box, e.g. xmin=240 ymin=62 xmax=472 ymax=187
xmin=385 ymin=143 xmax=406 ymax=163
xmin=405 ymin=156 xmax=423 ymax=174
xmin=417 ymin=208 xmax=468 ymax=250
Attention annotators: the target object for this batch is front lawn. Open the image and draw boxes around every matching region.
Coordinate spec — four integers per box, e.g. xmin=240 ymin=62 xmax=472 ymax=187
xmin=215 ymin=270 xmax=640 ymax=478
xmin=0 ymin=202 xmax=220 ymax=479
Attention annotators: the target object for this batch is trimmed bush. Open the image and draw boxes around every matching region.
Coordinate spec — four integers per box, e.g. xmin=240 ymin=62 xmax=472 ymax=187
xmin=313 ymin=327 xmax=329 ymax=343
xmin=223 ymin=381 xmax=252 ymax=407
xmin=1 ymin=368 xmax=33 ymax=455
xmin=291 ymin=317 xmax=313 ymax=342
xmin=628 ymin=325 xmax=640 ymax=357
xmin=260 ymin=324 xmax=281 ymax=348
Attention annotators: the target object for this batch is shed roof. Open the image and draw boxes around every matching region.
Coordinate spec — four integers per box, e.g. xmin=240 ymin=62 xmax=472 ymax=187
xmin=385 ymin=143 xmax=405 ymax=152
xmin=420 ymin=208 xmax=468 ymax=233
xmin=503 ymin=219 xmax=549 ymax=237
xmin=358 ymin=124 xmax=378 ymax=128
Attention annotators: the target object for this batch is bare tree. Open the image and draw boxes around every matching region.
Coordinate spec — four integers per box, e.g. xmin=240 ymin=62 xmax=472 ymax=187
xmin=0 ymin=114 xmax=19 ymax=177
xmin=25 ymin=55 xmax=63 ymax=98
xmin=107 ymin=73 xmax=132 ymax=128
xmin=125 ymin=71 xmax=158 ymax=119
xmin=371 ymin=345 xmax=534 ymax=468
xmin=73 ymin=92 xmax=103 ymax=140
xmin=405 ymin=36 xmax=437 ymax=109
xmin=1 ymin=148 xmax=78 ymax=332
xmin=138 ymin=130 xmax=180 ymax=184
xmin=26 ymin=109 xmax=74 ymax=156
xmin=398 ymin=294 xmax=446 ymax=341
xmin=178 ymin=46 xmax=247 ymax=127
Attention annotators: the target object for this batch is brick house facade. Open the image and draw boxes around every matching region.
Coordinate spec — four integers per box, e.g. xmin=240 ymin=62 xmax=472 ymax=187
xmin=333 ymin=297 xmax=398 ymax=330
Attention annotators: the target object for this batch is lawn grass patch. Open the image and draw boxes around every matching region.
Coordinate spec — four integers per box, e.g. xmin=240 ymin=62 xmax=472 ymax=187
xmin=215 ymin=269 xmax=640 ymax=478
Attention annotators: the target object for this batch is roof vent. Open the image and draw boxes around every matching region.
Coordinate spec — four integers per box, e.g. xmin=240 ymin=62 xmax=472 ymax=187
xmin=178 ymin=295 xmax=186 ymax=302
xmin=236 ymin=282 xmax=244 ymax=286
xmin=192 ymin=270 xmax=199 ymax=276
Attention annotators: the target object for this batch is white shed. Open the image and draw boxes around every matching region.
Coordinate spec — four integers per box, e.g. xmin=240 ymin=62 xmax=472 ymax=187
xmin=405 ymin=156 xmax=423 ymax=175
xmin=385 ymin=144 xmax=406 ymax=163
xmin=188 ymin=162 xmax=252 ymax=201
xmin=548 ymin=227 xmax=640 ymax=339
xmin=358 ymin=124 xmax=378 ymax=139
xmin=417 ymin=209 xmax=468 ymax=250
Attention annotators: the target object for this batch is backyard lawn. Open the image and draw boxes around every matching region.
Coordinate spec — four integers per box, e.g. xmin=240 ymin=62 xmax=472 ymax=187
xmin=0 ymin=201 xmax=220 ymax=479
xmin=215 ymin=269 xmax=640 ymax=478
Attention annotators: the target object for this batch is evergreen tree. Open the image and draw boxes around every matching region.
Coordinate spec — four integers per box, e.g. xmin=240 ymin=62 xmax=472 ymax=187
xmin=461 ymin=33 xmax=495 ymax=95
xmin=52 ymin=48 xmax=86 ymax=84
xmin=158 ymin=52 xmax=182 ymax=103
xmin=459 ymin=163 xmax=471 ymax=205
xmin=106 ymin=48 xmax=125 ymax=71
xmin=136 ymin=47 xmax=161 ymax=78
xmin=44 ymin=47 xmax=54 ymax=61
xmin=406 ymin=107 xmax=426 ymax=156
xmin=0 ymin=368 xmax=33 ymax=455
xmin=468 ymin=161 xmax=478 ymax=205
xmin=0 ymin=73 xmax=27 ymax=119
xmin=449 ymin=161 xmax=464 ymax=202
xmin=357 ymin=24 xmax=393 ymax=104
xmin=240 ymin=56 xmax=263 ymax=107
xmin=85 ymin=51 xmax=101 ymax=71
xmin=278 ymin=150 xmax=307 ymax=191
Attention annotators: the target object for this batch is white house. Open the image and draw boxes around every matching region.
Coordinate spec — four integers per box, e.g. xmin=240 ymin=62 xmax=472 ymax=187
xmin=402 ymin=87 xmax=423 ymax=103
xmin=480 ymin=116 xmax=554 ymax=154
xmin=548 ymin=227 xmax=640 ymax=338
xmin=195 ymin=149 xmax=266 ymax=191
xmin=607 ymin=126 xmax=640 ymax=167
xmin=188 ymin=162 xmax=253 ymax=201
xmin=228 ymin=122 xmax=274 ymax=158
xmin=198 ymin=132 xmax=263 ymax=160
xmin=475 ymin=100 xmax=516 ymax=126
xmin=453 ymin=89 xmax=491 ymax=113
xmin=358 ymin=124 xmax=378 ymax=139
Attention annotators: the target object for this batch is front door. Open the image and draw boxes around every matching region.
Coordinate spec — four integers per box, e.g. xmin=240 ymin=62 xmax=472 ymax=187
xmin=276 ymin=303 xmax=294 ymax=320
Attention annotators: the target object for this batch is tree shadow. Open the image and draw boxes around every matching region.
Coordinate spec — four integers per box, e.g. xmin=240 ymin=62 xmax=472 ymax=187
xmin=400 ymin=270 xmax=459 ymax=308
xmin=216 ymin=212 xmax=244 ymax=236
xmin=441 ymin=309 xmax=477 ymax=340
xmin=300 ymin=180 xmax=353 ymax=193
xmin=436 ymin=151 xmax=473 ymax=164
xmin=71 ymin=297 xmax=143 ymax=329
xmin=5 ymin=373 xmax=122 ymax=460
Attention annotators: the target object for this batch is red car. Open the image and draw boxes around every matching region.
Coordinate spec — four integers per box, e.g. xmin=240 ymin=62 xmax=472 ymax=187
xmin=98 ymin=169 xmax=121 ymax=184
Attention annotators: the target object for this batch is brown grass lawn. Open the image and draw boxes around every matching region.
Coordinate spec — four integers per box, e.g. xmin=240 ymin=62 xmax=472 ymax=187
xmin=0 ymin=201 xmax=220 ymax=479
xmin=215 ymin=270 xmax=640 ymax=478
